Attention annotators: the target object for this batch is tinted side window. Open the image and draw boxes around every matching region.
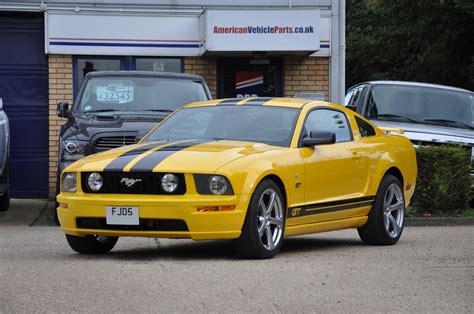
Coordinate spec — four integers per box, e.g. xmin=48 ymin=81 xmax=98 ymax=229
xmin=355 ymin=116 xmax=376 ymax=137
xmin=303 ymin=109 xmax=352 ymax=143
xmin=345 ymin=85 xmax=366 ymax=112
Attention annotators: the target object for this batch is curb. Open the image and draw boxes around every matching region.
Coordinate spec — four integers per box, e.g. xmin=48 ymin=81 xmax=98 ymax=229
xmin=406 ymin=217 xmax=474 ymax=227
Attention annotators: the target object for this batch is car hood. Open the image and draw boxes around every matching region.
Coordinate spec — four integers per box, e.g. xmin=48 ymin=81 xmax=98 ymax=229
xmin=372 ymin=120 xmax=474 ymax=146
xmin=66 ymin=139 xmax=280 ymax=173
xmin=62 ymin=114 xmax=164 ymax=141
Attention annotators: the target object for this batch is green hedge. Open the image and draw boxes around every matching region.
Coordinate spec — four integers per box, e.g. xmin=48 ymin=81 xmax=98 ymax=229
xmin=410 ymin=145 xmax=471 ymax=216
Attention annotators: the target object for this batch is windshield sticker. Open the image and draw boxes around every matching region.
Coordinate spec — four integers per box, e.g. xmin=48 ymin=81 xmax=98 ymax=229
xmin=96 ymin=85 xmax=134 ymax=104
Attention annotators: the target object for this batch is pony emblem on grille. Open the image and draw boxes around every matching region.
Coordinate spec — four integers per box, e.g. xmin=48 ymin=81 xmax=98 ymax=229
xmin=121 ymin=178 xmax=142 ymax=187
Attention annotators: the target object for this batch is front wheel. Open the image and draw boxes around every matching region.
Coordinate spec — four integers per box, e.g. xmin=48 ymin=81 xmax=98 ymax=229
xmin=358 ymin=175 xmax=405 ymax=245
xmin=234 ymin=179 xmax=285 ymax=259
xmin=0 ymin=189 xmax=9 ymax=212
xmin=65 ymin=234 xmax=118 ymax=254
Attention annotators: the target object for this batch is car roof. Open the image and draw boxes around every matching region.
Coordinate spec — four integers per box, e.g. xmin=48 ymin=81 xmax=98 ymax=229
xmin=185 ymin=97 xmax=334 ymax=109
xmin=85 ymin=71 xmax=205 ymax=81
xmin=350 ymin=80 xmax=472 ymax=93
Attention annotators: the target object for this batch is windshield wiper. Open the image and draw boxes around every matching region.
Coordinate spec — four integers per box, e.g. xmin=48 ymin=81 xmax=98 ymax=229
xmin=141 ymin=109 xmax=175 ymax=113
xmin=423 ymin=118 xmax=473 ymax=130
xmin=85 ymin=109 xmax=122 ymax=114
xmin=376 ymin=114 xmax=419 ymax=124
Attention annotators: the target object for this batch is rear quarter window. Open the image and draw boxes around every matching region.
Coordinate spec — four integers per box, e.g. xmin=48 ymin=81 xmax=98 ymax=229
xmin=355 ymin=116 xmax=376 ymax=137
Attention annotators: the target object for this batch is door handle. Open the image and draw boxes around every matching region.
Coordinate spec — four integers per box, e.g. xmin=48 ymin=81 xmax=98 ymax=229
xmin=352 ymin=152 xmax=361 ymax=160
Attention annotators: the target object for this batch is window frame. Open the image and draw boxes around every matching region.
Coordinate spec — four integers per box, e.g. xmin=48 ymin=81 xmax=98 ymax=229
xmin=298 ymin=107 xmax=354 ymax=147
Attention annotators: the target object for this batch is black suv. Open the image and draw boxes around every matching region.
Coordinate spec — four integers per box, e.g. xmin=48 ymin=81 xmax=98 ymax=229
xmin=56 ymin=71 xmax=211 ymax=197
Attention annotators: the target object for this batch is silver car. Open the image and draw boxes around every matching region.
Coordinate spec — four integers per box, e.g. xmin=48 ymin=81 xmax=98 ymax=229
xmin=345 ymin=81 xmax=473 ymax=196
xmin=0 ymin=98 xmax=9 ymax=211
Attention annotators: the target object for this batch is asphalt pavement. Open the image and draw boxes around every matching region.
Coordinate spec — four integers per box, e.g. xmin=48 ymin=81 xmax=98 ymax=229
xmin=0 ymin=225 xmax=472 ymax=313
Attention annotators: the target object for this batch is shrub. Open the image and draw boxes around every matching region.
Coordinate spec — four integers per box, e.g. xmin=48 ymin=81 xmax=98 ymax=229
xmin=410 ymin=145 xmax=471 ymax=216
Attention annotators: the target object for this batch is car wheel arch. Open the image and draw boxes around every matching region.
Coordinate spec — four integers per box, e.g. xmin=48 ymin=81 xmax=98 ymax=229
xmin=384 ymin=166 xmax=404 ymax=189
xmin=260 ymin=174 xmax=288 ymax=210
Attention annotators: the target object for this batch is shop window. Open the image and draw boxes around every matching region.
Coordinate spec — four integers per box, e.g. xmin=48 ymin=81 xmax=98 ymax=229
xmin=75 ymin=58 xmax=121 ymax=93
xmin=73 ymin=56 xmax=182 ymax=96
xmin=135 ymin=58 xmax=181 ymax=72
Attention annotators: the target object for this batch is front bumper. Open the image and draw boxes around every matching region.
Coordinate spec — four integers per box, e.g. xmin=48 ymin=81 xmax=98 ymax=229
xmin=57 ymin=192 xmax=250 ymax=240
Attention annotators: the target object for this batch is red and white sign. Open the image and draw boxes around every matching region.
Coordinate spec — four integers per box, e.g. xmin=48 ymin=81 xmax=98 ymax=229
xmin=236 ymin=71 xmax=264 ymax=98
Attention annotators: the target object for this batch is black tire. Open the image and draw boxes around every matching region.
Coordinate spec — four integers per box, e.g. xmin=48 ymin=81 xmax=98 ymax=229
xmin=358 ymin=174 xmax=405 ymax=245
xmin=234 ymin=179 xmax=286 ymax=259
xmin=65 ymin=234 xmax=118 ymax=254
xmin=0 ymin=189 xmax=9 ymax=212
xmin=0 ymin=158 xmax=10 ymax=212
xmin=54 ymin=170 xmax=60 ymax=225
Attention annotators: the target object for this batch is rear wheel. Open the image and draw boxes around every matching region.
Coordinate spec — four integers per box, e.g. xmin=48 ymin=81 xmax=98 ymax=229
xmin=358 ymin=175 xmax=405 ymax=245
xmin=65 ymin=234 xmax=118 ymax=254
xmin=234 ymin=179 xmax=285 ymax=259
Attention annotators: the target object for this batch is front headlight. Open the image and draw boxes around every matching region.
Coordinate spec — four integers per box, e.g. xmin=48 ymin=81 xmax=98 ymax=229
xmin=61 ymin=139 xmax=87 ymax=161
xmin=61 ymin=172 xmax=77 ymax=192
xmin=194 ymin=174 xmax=234 ymax=195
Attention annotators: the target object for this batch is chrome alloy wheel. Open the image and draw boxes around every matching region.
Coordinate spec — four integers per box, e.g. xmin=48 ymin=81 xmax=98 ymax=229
xmin=257 ymin=188 xmax=284 ymax=250
xmin=383 ymin=183 xmax=405 ymax=238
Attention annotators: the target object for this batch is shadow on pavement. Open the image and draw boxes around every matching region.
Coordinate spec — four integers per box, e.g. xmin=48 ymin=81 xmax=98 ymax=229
xmin=65 ymin=235 xmax=363 ymax=261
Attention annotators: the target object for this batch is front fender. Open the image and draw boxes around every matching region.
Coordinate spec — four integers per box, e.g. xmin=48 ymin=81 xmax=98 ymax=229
xmin=216 ymin=150 xmax=305 ymax=209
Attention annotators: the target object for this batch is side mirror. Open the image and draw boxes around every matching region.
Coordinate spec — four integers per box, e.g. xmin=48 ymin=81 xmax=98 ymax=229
xmin=57 ymin=102 xmax=70 ymax=118
xmin=135 ymin=129 xmax=149 ymax=143
xmin=0 ymin=98 xmax=3 ymax=110
xmin=301 ymin=131 xmax=336 ymax=147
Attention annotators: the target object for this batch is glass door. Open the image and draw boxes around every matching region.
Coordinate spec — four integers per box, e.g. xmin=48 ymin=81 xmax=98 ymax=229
xmin=217 ymin=58 xmax=283 ymax=99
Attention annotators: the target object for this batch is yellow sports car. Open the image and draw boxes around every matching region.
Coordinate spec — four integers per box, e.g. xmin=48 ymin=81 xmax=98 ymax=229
xmin=57 ymin=97 xmax=417 ymax=259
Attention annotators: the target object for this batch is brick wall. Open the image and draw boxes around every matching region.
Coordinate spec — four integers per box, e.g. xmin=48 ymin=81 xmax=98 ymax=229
xmin=183 ymin=57 xmax=217 ymax=98
xmin=283 ymin=57 xmax=330 ymax=101
xmin=48 ymin=54 xmax=73 ymax=198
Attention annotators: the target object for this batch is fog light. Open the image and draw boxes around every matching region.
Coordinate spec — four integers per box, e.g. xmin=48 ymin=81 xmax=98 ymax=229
xmin=161 ymin=173 xmax=178 ymax=193
xmin=87 ymin=172 xmax=103 ymax=192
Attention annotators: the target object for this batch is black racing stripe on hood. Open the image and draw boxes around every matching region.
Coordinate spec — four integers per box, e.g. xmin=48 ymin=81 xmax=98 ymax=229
xmin=130 ymin=139 xmax=212 ymax=172
xmin=103 ymin=141 xmax=168 ymax=172
xmin=242 ymin=97 xmax=274 ymax=105
xmin=217 ymin=98 xmax=241 ymax=106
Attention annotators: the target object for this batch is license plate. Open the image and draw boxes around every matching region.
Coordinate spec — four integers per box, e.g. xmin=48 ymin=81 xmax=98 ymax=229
xmin=106 ymin=206 xmax=139 ymax=225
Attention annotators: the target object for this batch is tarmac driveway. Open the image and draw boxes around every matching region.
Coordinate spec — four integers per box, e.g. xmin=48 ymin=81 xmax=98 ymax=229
xmin=0 ymin=225 xmax=472 ymax=312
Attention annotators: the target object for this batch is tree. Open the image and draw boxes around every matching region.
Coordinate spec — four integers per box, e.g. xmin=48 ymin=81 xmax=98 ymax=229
xmin=346 ymin=0 xmax=474 ymax=91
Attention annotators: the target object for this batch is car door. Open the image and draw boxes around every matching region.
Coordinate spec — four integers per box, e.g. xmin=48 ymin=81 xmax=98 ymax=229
xmin=298 ymin=108 xmax=371 ymax=222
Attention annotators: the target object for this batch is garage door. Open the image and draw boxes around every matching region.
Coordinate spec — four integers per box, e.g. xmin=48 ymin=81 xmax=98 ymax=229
xmin=0 ymin=13 xmax=48 ymax=197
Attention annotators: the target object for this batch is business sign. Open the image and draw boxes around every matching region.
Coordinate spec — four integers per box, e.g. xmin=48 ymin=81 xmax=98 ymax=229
xmin=45 ymin=13 xmax=202 ymax=56
xmin=204 ymin=9 xmax=320 ymax=52
xmin=236 ymin=71 xmax=264 ymax=98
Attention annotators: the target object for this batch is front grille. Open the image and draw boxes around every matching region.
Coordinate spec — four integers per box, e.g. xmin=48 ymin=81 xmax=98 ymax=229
xmin=94 ymin=136 xmax=136 ymax=152
xmin=81 ymin=172 xmax=186 ymax=195
xmin=76 ymin=217 xmax=188 ymax=231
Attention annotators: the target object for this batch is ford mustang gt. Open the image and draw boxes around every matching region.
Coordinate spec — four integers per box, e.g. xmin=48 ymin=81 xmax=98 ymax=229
xmin=57 ymin=97 xmax=417 ymax=258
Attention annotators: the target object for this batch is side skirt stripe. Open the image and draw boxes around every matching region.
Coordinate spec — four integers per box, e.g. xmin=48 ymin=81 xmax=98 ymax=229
xmin=287 ymin=196 xmax=375 ymax=218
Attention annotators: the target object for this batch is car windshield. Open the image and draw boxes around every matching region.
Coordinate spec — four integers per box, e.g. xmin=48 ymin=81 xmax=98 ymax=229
xmin=144 ymin=106 xmax=301 ymax=147
xmin=76 ymin=76 xmax=208 ymax=114
xmin=367 ymin=85 xmax=473 ymax=129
